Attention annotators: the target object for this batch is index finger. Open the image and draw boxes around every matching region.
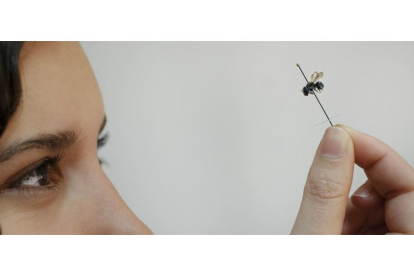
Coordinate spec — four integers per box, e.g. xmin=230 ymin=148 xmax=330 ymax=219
xmin=338 ymin=125 xmax=414 ymax=199
xmin=338 ymin=125 xmax=414 ymax=234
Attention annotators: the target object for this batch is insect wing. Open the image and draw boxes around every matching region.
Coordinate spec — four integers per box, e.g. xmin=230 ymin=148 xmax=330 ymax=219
xmin=310 ymin=71 xmax=317 ymax=82
xmin=318 ymin=72 xmax=324 ymax=80
xmin=312 ymin=71 xmax=324 ymax=82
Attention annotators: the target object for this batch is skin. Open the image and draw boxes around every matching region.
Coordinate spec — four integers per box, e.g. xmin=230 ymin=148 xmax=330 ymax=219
xmin=292 ymin=124 xmax=414 ymax=235
xmin=1 ymin=42 xmax=412 ymax=235
xmin=0 ymin=42 xmax=152 ymax=234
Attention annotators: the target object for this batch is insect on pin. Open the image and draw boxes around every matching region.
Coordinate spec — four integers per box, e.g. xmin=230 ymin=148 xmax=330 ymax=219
xmin=301 ymin=71 xmax=324 ymax=96
xmin=296 ymin=63 xmax=332 ymax=126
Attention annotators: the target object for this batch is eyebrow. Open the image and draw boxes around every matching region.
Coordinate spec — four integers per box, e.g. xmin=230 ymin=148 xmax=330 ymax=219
xmin=0 ymin=115 xmax=107 ymax=164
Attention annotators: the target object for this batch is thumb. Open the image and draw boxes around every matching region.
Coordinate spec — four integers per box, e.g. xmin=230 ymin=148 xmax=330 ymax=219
xmin=291 ymin=126 xmax=354 ymax=234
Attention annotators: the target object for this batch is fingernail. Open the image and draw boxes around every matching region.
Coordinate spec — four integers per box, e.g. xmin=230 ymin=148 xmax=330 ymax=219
xmin=336 ymin=124 xmax=354 ymax=133
xmin=320 ymin=127 xmax=347 ymax=159
xmin=353 ymin=190 xmax=370 ymax=198
xmin=352 ymin=185 xmax=372 ymax=198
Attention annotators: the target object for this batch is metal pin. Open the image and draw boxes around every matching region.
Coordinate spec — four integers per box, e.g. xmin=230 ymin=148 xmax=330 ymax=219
xmin=296 ymin=63 xmax=333 ymax=127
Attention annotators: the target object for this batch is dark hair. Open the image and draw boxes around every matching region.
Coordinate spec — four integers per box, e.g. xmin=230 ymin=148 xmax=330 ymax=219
xmin=0 ymin=42 xmax=24 ymax=138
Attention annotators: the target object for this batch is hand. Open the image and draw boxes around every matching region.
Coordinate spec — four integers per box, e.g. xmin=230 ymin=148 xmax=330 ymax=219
xmin=291 ymin=125 xmax=414 ymax=234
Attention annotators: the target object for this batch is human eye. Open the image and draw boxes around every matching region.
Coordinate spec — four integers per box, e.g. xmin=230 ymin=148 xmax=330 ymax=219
xmin=97 ymin=132 xmax=109 ymax=149
xmin=97 ymin=132 xmax=109 ymax=165
xmin=0 ymin=153 xmax=64 ymax=196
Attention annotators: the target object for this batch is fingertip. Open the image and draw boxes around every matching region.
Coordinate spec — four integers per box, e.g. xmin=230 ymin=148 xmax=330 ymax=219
xmin=333 ymin=125 xmax=356 ymax=146
xmin=351 ymin=181 xmax=385 ymax=211
xmin=319 ymin=126 xmax=351 ymax=159
xmin=351 ymin=194 xmax=384 ymax=211
xmin=335 ymin=124 xmax=354 ymax=133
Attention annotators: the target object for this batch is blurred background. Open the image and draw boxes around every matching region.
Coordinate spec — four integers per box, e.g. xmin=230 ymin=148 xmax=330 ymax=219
xmin=80 ymin=42 xmax=414 ymax=234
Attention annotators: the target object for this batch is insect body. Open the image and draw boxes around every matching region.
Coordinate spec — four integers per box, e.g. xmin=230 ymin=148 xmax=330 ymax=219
xmin=301 ymin=71 xmax=324 ymax=96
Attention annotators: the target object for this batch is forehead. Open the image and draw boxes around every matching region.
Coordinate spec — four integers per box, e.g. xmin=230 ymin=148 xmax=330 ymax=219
xmin=0 ymin=42 xmax=104 ymax=148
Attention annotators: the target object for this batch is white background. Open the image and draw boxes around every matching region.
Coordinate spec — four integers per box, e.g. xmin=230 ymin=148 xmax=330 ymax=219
xmin=2 ymin=1 xmax=413 ymax=275
xmin=81 ymin=42 xmax=414 ymax=234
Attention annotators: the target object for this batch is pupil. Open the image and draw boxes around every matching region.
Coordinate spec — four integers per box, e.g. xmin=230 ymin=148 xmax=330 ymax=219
xmin=38 ymin=166 xmax=49 ymax=186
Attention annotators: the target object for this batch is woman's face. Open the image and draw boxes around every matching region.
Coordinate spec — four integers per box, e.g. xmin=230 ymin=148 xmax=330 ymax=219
xmin=0 ymin=42 xmax=152 ymax=234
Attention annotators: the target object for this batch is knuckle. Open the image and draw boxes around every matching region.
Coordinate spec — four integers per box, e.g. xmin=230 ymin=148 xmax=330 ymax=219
xmin=305 ymin=176 xmax=348 ymax=201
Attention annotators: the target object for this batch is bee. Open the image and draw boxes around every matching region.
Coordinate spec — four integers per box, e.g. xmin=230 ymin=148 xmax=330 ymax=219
xmin=301 ymin=71 xmax=324 ymax=96
xmin=296 ymin=63 xmax=333 ymax=126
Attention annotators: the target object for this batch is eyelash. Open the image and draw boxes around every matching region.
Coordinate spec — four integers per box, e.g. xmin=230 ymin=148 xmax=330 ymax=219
xmin=98 ymin=132 xmax=109 ymax=149
xmin=0 ymin=134 xmax=109 ymax=196
xmin=97 ymin=132 xmax=109 ymax=164
xmin=0 ymin=153 xmax=64 ymax=196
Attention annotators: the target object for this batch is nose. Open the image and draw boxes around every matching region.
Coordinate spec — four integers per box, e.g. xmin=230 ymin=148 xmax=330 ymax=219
xmin=95 ymin=182 xmax=153 ymax=235
xmin=70 ymin=161 xmax=153 ymax=235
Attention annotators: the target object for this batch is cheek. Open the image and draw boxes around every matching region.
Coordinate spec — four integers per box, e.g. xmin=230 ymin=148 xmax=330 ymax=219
xmin=0 ymin=191 xmax=63 ymax=234
xmin=0 ymin=161 xmax=106 ymax=234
